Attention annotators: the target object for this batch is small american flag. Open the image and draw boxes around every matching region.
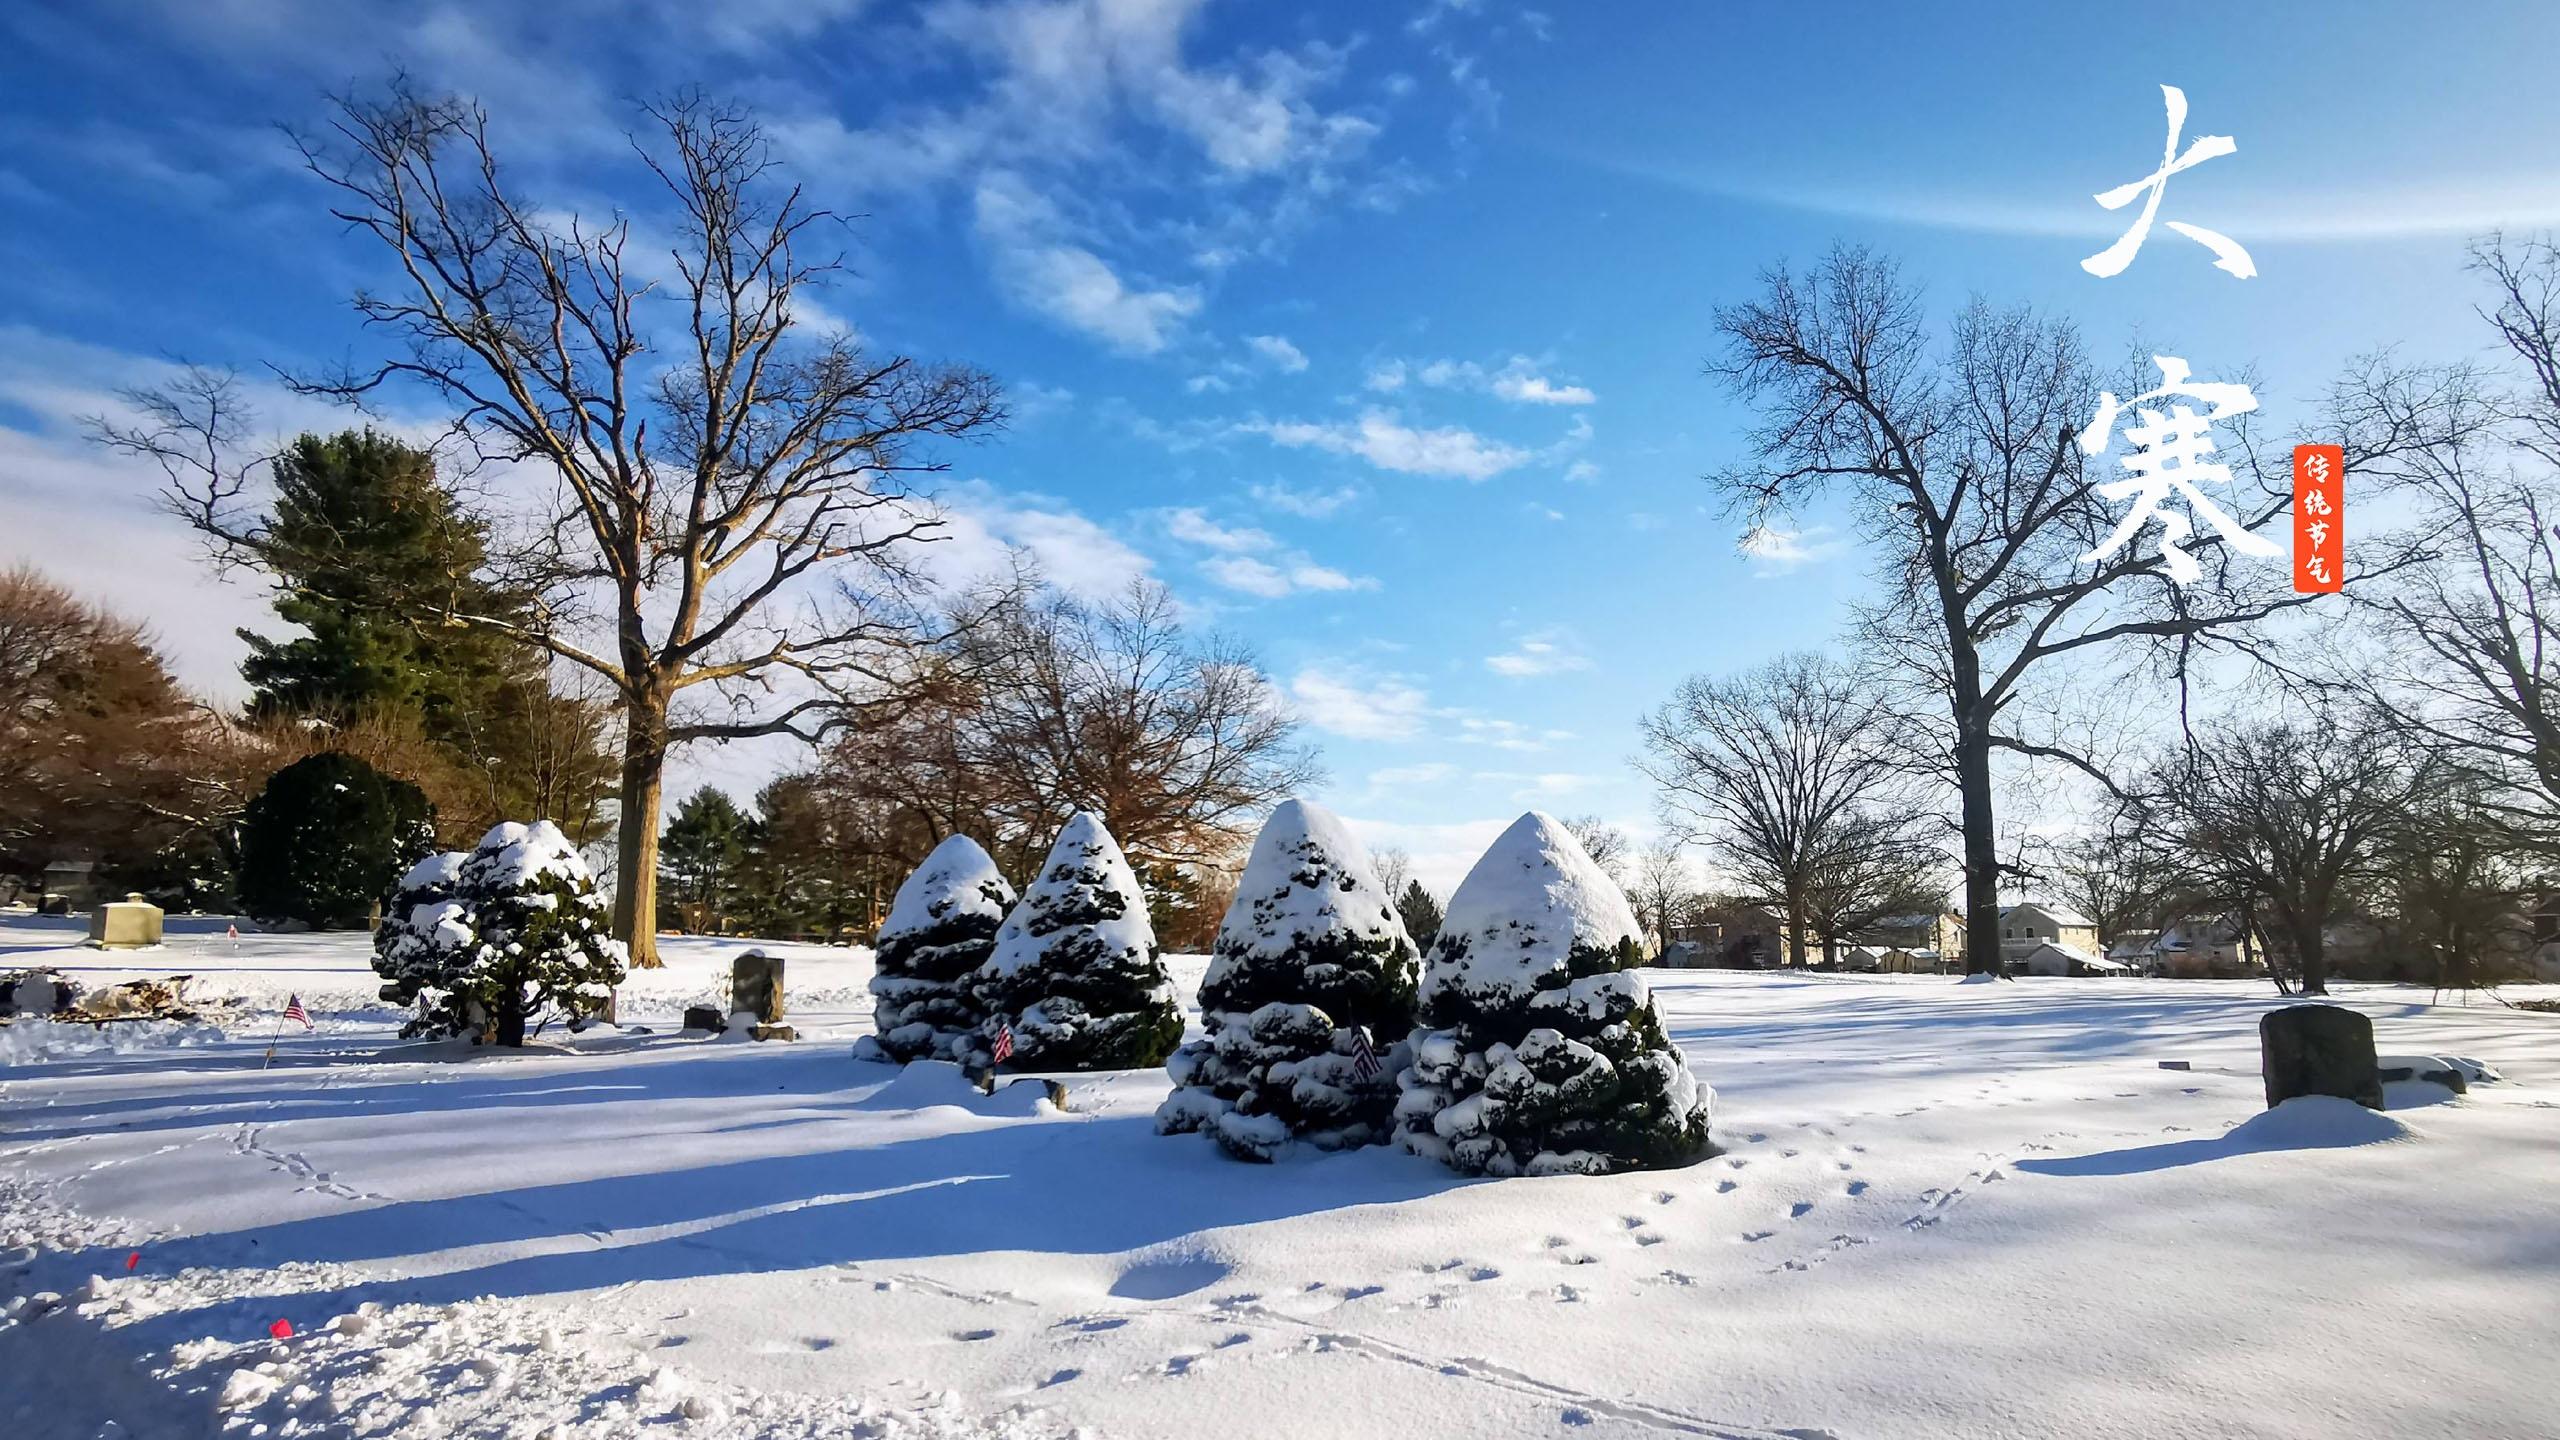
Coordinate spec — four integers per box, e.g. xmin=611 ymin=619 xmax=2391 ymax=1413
xmin=282 ymin=994 xmax=312 ymax=1031
xmin=1349 ymin=1026 xmax=1382 ymax=1082
xmin=990 ymin=1021 xmax=1015 ymax=1065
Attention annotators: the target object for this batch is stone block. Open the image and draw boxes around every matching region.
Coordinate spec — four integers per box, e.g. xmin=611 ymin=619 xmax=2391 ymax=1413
xmin=87 ymin=894 xmax=164 ymax=950
xmin=2260 ymin=1004 xmax=2383 ymax=1110
xmin=730 ymin=950 xmax=785 ymax=1023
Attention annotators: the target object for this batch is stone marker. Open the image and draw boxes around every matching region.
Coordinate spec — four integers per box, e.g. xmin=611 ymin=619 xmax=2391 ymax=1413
xmin=730 ymin=950 xmax=785 ymax=1024
xmin=87 ymin=893 xmax=165 ymax=950
xmin=2259 ymin=1004 xmax=2383 ymax=1110
xmin=682 ymin=1004 xmax=725 ymax=1033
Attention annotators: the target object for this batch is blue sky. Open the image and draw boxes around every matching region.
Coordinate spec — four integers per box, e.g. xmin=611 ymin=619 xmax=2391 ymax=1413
xmin=5 ymin=1 xmax=2559 ymax=889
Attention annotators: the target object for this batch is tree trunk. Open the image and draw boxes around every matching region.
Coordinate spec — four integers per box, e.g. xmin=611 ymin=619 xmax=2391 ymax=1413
xmin=2294 ymin=918 xmax=2329 ymax=996
xmin=614 ymin=692 xmax=668 ymax=969
xmin=1955 ymin=727 xmax=2004 ymax=977
xmin=1784 ymin=888 xmax=1809 ymax=970
xmin=496 ymin=987 xmax=527 ymax=1048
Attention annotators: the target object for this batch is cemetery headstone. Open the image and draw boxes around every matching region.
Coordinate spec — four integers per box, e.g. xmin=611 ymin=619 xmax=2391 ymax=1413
xmin=730 ymin=950 xmax=785 ymax=1024
xmin=87 ymin=893 xmax=165 ymax=950
xmin=2259 ymin=1004 xmax=2383 ymax=1110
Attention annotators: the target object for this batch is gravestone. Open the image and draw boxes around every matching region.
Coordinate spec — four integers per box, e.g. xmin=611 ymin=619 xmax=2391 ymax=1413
xmin=87 ymin=893 xmax=164 ymax=950
xmin=682 ymin=1004 xmax=725 ymax=1033
xmin=2259 ymin=1004 xmax=2383 ymax=1110
xmin=730 ymin=950 xmax=785 ymax=1024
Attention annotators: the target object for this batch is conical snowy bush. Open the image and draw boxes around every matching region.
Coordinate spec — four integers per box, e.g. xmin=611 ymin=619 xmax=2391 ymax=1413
xmin=866 ymin=835 xmax=1016 ymax=1062
xmin=967 ymin=812 xmax=1183 ymax=1071
xmin=373 ymin=820 xmax=627 ymax=1047
xmin=1395 ymin=811 xmax=1713 ymax=1176
xmin=1157 ymin=799 xmax=1419 ymax=1161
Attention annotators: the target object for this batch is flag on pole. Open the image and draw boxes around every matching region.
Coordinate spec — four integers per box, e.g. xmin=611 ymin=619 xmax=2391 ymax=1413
xmin=1349 ymin=1026 xmax=1382 ymax=1082
xmin=226 ymin=923 xmax=239 ymax=946
xmin=990 ymin=1021 xmax=1015 ymax=1065
xmin=282 ymin=994 xmax=312 ymax=1031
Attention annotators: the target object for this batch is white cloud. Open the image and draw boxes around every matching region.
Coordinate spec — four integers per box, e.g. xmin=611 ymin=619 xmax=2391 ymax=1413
xmin=974 ymin=173 xmax=1200 ymax=353
xmin=1185 ymin=373 xmax=1233 ymax=394
xmin=1376 ymin=353 xmax=1598 ymax=407
xmin=1250 ymin=480 xmax=1361 ymax=518
xmin=1243 ymin=409 xmax=1531 ymax=481
xmin=1160 ymin=506 xmax=1375 ymax=598
xmin=1738 ymin=522 xmax=1847 ymax=574
xmin=925 ymin=479 xmax=1156 ymax=600
xmin=1246 ymin=334 xmax=1309 ymax=372
xmin=1485 ymin=628 xmax=1592 ymax=678
xmin=1563 ymin=459 xmax=1601 ymax=484
xmin=1291 ymin=669 xmax=1432 ymax=740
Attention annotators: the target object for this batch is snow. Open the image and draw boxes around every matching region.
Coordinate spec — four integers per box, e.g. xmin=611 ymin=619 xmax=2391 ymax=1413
xmin=881 ymin=835 xmax=1014 ymax=939
xmin=4 ymin=913 xmax=2559 ymax=1439
xmin=978 ymin=813 xmax=1153 ymax=982
xmin=1418 ymin=811 xmax=1641 ymax=1010
xmin=1206 ymin=798 xmax=1408 ymax=973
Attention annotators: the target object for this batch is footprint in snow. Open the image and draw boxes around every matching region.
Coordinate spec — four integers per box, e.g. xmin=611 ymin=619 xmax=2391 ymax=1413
xmin=1040 ymin=1369 xmax=1081 ymax=1388
xmin=1468 ymin=1266 xmax=1502 ymax=1282
xmin=1846 ymin=1181 xmax=1870 ymax=1197
xmin=954 ymin=1328 xmax=997 ymax=1342
xmin=1716 ymin=1179 xmax=1739 ymax=1194
xmin=1620 ymin=1216 xmax=1647 ymax=1230
xmin=1780 ymin=1149 xmax=1801 ymax=1159
xmin=1745 ymin=1132 xmax=1770 ymax=1144
xmin=1340 ymin=1285 xmax=1383 ymax=1301
xmin=1741 ymin=1230 xmax=1776 ymax=1243
xmin=1789 ymin=1202 xmax=1815 ymax=1219
xmin=1562 ymin=1407 xmax=1596 ymax=1426
xmin=1652 ymin=1191 xmax=1676 ymax=1205
xmin=1215 ymin=1332 xmax=1251 ymax=1349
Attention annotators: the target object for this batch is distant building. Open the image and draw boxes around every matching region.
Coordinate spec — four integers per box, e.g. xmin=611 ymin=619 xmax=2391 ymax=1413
xmin=2016 ymin=940 xmax=2132 ymax=977
xmin=2150 ymin=917 xmax=2261 ymax=978
xmin=1998 ymin=903 xmax=2099 ymax=959
xmin=1664 ymin=904 xmax=1792 ymax=968
xmin=1854 ymin=911 xmax=1966 ymax=963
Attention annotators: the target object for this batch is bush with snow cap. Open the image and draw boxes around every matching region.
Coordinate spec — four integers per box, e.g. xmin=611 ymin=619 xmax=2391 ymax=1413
xmin=867 ymin=834 xmax=1017 ymax=1062
xmin=966 ymin=812 xmax=1183 ymax=1071
xmin=1157 ymin=799 xmax=1419 ymax=1161
xmin=372 ymin=820 xmax=628 ymax=1046
xmin=1395 ymin=811 xmax=1714 ymax=1176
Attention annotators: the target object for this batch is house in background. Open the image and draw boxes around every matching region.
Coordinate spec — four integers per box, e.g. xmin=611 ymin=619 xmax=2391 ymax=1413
xmin=1853 ymin=911 xmax=1965 ymax=966
xmin=1998 ymin=903 xmax=2099 ymax=961
xmin=2017 ymin=940 xmax=2133 ymax=977
xmin=2150 ymin=917 xmax=2262 ymax=978
xmin=1663 ymin=904 xmax=1793 ymax=968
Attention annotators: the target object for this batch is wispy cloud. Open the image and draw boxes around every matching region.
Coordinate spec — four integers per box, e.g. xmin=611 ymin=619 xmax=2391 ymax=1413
xmin=1246 ymin=333 xmax=1310 ymax=372
xmin=1291 ymin=668 xmax=1434 ymax=740
xmin=1241 ymin=409 xmax=1532 ymax=480
xmin=1485 ymin=627 xmax=1592 ymax=678
xmin=974 ymin=172 xmax=1200 ymax=353
xmin=1738 ymin=521 xmax=1847 ymax=575
xmin=1250 ymin=480 xmax=1361 ymax=518
xmin=1159 ymin=505 xmax=1375 ymax=598
xmin=1370 ymin=353 xmax=1597 ymax=407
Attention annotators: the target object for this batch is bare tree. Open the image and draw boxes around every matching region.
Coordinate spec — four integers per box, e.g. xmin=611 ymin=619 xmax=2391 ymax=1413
xmin=1638 ymin=652 xmax=1913 ymax=969
xmin=1802 ymin=821 xmax=1946 ymax=966
xmin=1707 ymin=246 xmax=2443 ymax=975
xmin=1560 ymin=815 xmax=1631 ymax=880
xmin=2038 ymin=829 xmax=2178 ymax=953
xmin=1627 ymin=838 xmax=1700 ymax=958
xmin=99 ymin=88 xmax=1005 ymax=964
xmin=2342 ymin=235 xmax=2560 ymax=853
xmin=2140 ymin=709 xmax=2436 ymax=995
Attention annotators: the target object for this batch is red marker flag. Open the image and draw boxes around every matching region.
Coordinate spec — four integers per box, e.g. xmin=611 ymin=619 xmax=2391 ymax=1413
xmin=269 ymin=1318 xmax=294 ymax=1339
xmin=125 ymin=1251 xmax=140 ymax=1272
xmin=2294 ymin=444 xmax=2344 ymax=593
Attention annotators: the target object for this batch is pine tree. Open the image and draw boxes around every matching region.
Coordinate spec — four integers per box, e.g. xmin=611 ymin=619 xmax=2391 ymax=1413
xmin=373 ymin=819 xmax=627 ymax=1046
xmin=236 ymin=752 xmax=436 ymax=928
xmin=659 ymin=787 xmax=748 ymax=931
xmin=1157 ymin=799 xmax=1417 ymax=1161
xmin=1395 ymin=879 xmax=1443 ymax=952
xmin=868 ymin=834 xmax=1015 ymax=1061
xmin=968 ymin=812 xmax=1183 ymax=1071
xmin=1396 ymin=811 xmax=1715 ymax=1177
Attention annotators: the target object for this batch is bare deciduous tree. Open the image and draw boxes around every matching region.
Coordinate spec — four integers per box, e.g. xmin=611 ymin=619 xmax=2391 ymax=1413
xmin=1627 ymin=838 xmax=1700 ymax=958
xmin=1560 ymin=815 xmax=1631 ymax=880
xmin=2139 ymin=710 xmax=2436 ymax=995
xmin=100 ymin=88 xmax=1005 ymax=964
xmin=1707 ymin=246 xmax=2440 ymax=974
xmin=1639 ymin=652 xmax=1915 ymax=969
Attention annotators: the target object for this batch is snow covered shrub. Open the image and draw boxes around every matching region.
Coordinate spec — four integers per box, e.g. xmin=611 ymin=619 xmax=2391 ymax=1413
xmin=238 ymin=751 xmax=435 ymax=929
xmin=1395 ymin=811 xmax=1714 ymax=1177
xmin=867 ymin=834 xmax=1016 ymax=1062
xmin=966 ymin=812 xmax=1183 ymax=1071
xmin=372 ymin=820 xmax=627 ymax=1047
xmin=1157 ymin=799 xmax=1418 ymax=1161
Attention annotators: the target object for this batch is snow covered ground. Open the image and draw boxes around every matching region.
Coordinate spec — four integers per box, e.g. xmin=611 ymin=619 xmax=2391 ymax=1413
xmin=4 ymin=912 xmax=2557 ymax=1439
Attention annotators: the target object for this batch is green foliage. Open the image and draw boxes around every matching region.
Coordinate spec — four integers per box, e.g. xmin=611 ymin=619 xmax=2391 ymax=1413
xmin=373 ymin=820 xmax=628 ymax=1046
xmin=1395 ymin=879 xmax=1443 ymax=951
xmin=659 ymin=786 xmax=749 ymax=929
xmin=236 ymin=752 xmax=434 ymax=928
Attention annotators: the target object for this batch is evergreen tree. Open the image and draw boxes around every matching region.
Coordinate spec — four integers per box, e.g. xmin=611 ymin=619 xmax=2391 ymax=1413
xmin=659 ymin=786 xmax=749 ymax=931
xmin=236 ymin=752 xmax=435 ymax=928
xmin=239 ymin=431 xmax=519 ymax=736
xmin=1158 ymin=799 xmax=1418 ymax=1161
xmin=867 ymin=834 xmax=1015 ymax=1061
xmin=1395 ymin=878 xmax=1443 ymax=953
xmin=968 ymin=812 xmax=1183 ymax=1071
xmin=374 ymin=819 xmax=627 ymax=1046
xmin=1396 ymin=812 xmax=1715 ymax=1177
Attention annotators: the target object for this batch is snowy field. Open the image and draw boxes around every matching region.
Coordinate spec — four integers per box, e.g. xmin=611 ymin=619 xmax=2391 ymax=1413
xmin=4 ymin=913 xmax=2557 ymax=1440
